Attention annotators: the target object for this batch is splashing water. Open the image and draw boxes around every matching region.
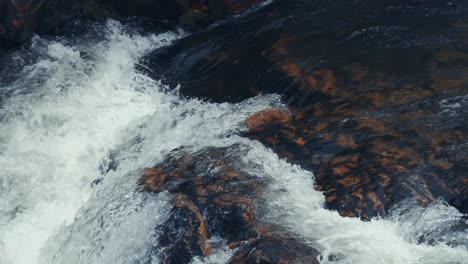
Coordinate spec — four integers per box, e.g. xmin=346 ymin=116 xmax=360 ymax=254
xmin=0 ymin=21 xmax=182 ymax=264
xmin=0 ymin=21 xmax=466 ymax=264
xmin=0 ymin=21 xmax=279 ymax=264
xmin=240 ymin=142 xmax=468 ymax=264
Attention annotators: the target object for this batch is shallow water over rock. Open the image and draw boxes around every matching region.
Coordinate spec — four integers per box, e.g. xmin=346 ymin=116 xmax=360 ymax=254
xmin=144 ymin=0 xmax=468 ymax=219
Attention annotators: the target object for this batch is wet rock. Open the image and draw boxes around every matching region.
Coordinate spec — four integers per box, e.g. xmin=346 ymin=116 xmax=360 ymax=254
xmin=145 ymin=0 xmax=468 ymax=103
xmin=79 ymin=0 xmax=119 ymax=20
xmin=140 ymin=146 xmax=261 ymax=262
xmin=245 ymin=108 xmax=291 ymax=131
xmin=143 ymin=0 xmax=468 ymax=220
xmin=142 ymin=1 xmax=468 ymax=219
xmin=178 ymin=0 xmax=263 ymax=27
xmin=229 ymin=233 xmax=320 ymax=264
xmin=0 ymin=0 xmax=79 ymax=47
xmin=0 ymin=0 xmax=264 ymax=48
xmin=79 ymin=0 xmax=263 ymax=27
xmin=111 ymin=0 xmax=182 ymax=22
xmin=244 ymin=33 xmax=468 ymax=219
xmin=179 ymin=7 xmax=209 ymax=28
xmin=244 ymin=103 xmax=468 ymax=219
xmin=139 ymin=145 xmax=320 ymax=263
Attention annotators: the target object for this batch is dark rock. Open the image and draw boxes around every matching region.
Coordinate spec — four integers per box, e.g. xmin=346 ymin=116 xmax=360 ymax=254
xmin=143 ymin=0 xmax=468 ymax=219
xmin=243 ymin=100 xmax=468 ymax=219
xmin=36 ymin=0 xmax=80 ymax=33
xmin=140 ymin=146 xmax=262 ymax=262
xmin=144 ymin=0 xmax=468 ymax=104
xmin=179 ymin=7 xmax=209 ymax=27
xmin=0 ymin=0 xmax=79 ymax=47
xmin=79 ymin=0 xmax=263 ymax=27
xmin=0 ymin=0 xmax=264 ymax=48
xmin=229 ymin=233 xmax=320 ymax=264
xmin=78 ymin=0 xmax=119 ymax=20
xmin=177 ymin=0 xmax=263 ymax=27
xmin=139 ymin=146 xmax=320 ymax=263
xmin=112 ymin=0 xmax=182 ymax=21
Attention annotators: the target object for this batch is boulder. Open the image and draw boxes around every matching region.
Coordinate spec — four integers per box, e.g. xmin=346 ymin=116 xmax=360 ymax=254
xmin=244 ymin=103 xmax=468 ymax=219
xmin=139 ymin=146 xmax=320 ymax=263
xmin=0 ymin=0 xmax=79 ymax=47
xmin=229 ymin=233 xmax=320 ymax=264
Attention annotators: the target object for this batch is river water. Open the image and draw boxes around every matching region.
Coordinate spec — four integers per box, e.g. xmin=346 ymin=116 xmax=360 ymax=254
xmin=0 ymin=8 xmax=467 ymax=264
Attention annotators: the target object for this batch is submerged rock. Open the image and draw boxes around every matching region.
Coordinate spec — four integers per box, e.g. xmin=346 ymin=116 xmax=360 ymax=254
xmin=144 ymin=0 xmax=468 ymax=219
xmin=139 ymin=146 xmax=320 ymax=263
xmin=244 ymin=104 xmax=468 ymax=219
xmin=229 ymin=233 xmax=320 ymax=264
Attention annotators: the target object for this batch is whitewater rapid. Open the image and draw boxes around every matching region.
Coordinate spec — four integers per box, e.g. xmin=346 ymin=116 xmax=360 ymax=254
xmin=0 ymin=21 xmax=466 ymax=264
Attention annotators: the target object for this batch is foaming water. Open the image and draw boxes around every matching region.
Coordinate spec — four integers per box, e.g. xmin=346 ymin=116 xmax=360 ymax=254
xmin=0 ymin=21 xmax=280 ymax=264
xmin=241 ymin=141 xmax=468 ymax=264
xmin=190 ymin=238 xmax=234 ymax=264
xmin=0 ymin=20 xmax=466 ymax=264
xmin=0 ymin=21 xmax=183 ymax=264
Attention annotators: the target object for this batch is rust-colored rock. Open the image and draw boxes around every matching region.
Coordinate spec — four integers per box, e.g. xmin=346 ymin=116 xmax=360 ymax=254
xmin=140 ymin=146 xmax=320 ymax=263
xmin=245 ymin=108 xmax=291 ymax=131
xmin=244 ymin=64 xmax=468 ymax=218
xmin=140 ymin=0 xmax=468 ymax=220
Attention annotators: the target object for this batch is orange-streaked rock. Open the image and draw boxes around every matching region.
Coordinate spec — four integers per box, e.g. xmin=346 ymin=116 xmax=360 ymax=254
xmin=139 ymin=146 xmax=320 ymax=263
xmin=245 ymin=108 xmax=291 ymax=131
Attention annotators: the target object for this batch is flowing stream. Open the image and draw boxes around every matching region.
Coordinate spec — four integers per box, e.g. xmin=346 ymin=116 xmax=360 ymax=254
xmin=0 ymin=21 xmax=467 ymax=264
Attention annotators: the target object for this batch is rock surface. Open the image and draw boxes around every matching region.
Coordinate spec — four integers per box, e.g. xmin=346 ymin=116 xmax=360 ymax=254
xmin=0 ymin=0 xmax=264 ymax=47
xmin=144 ymin=0 xmax=468 ymax=219
xmin=228 ymin=233 xmax=320 ymax=264
xmin=0 ymin=0 xmax=79 ymax=47
xmin=139 ymin=145 xmax=320 ymax=263
xmin=244 ymin=105 xmax=468 ymax=219
xmin=81 ymin=0 xmax=263 ymax=24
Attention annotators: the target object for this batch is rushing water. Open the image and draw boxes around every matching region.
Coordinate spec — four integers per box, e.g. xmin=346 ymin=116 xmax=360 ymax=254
xmin=0 ymin=20 xmax=467 ymax=264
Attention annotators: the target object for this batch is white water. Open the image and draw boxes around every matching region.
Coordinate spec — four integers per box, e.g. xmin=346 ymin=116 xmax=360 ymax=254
xmin=241 ymin=142 xmax=468 ymax=264
xmin=0 ymin=21 xmax=466 ymax=264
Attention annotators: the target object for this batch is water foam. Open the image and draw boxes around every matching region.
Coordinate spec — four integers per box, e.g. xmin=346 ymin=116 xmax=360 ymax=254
xmin=0 ymin=21 xmax=182 ymax=264
xmin=241 ymin=141 xmax=468 ymax=264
